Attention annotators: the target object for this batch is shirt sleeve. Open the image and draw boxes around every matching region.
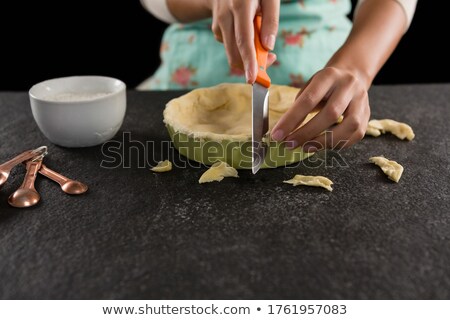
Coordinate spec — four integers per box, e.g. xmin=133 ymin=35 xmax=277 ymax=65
xmin=355 ymin=0 xmax=417 ymax=32
xmin=141 ymin=0 xmax=177 ymax=24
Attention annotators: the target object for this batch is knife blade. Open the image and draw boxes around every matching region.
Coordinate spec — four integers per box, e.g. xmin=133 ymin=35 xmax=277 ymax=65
xmin=252 ymin=15 xmax=271 ymax=174
xmin=252 ymin=83 xmax=269 ymax=174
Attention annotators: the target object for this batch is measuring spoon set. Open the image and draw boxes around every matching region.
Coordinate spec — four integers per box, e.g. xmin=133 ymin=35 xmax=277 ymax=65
xmin=0 ymin=146 xmax=88 ymax=208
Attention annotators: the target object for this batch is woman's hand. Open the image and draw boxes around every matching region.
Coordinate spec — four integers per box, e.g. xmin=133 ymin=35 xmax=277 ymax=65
xmin=269 ymin=0 xmax=409 ymax=152
xmin=271 ymin=66 xmax=371 ymax=152
xmin=206 ymin=0 xmax=280 ymax=83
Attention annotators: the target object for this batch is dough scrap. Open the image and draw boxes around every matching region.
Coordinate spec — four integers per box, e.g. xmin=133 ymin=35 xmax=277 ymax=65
xmin=199 ymin=161 xmax=239 ymax=184
xmin=151 ymin=160 xmax=173 ymax=172
xmin=284 ymin=175 xmax=333 ymax=192
xmin=369 ymin=156 xmax=404 ymax=183
xmin=366 ymin=119 xmax=415 ymax=140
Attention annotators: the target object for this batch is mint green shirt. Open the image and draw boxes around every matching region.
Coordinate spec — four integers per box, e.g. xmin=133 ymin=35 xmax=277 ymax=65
xmin=138 ymin=0 xmax=352 ymax=90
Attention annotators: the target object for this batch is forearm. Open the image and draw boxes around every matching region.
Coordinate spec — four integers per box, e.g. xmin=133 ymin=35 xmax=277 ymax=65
xmin=326 ymin=0 xmax=407 ymax=89
xmin=166 ymin=0 xmax=211 ymax=23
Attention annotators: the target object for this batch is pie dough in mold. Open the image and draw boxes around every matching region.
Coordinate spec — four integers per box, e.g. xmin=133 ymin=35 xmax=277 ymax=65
xmin=164 ymin=83 xmax=318 ymax=169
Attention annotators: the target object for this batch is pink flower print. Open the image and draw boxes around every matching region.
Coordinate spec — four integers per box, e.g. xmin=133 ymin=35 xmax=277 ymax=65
xmin=327 ymin=25 xmax=336 ymax=32
xmin=281 ymin=28 xmax=311 ymax=48
xmin=171 ymin=66 xmax=198 ymax=87
xmin=289 ymin=74 xmax=305 ymax=88
xmin=229 ymin=66 xmax=245 ymax=77
xmin=330 ymin=0 xmax=338 ymax=3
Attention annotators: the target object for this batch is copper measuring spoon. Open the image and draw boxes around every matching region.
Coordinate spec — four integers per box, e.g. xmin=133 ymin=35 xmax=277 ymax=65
xmin=8 ymin=158 xmax=43 ymax=208
xmin=38 ymin=164 xmax=88 ymax=195
xmin=0 ymin=146 xmax=47 ymax=188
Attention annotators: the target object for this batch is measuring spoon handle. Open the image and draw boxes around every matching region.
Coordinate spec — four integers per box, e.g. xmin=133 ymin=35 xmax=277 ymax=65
xmin=0 ymin=150 xmax=36 ymax=171
xmin=38 ymin=164 xmax=69 ymax=186
xmin=0 ymin=146 xmax=47 ymax=171
xmin=20 ymin=160 xmax=43 ymax=190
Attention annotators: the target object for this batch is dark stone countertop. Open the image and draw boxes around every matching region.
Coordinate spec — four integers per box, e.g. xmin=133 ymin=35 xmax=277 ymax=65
xmin=0 ymin=84 xmax=449 ymax=299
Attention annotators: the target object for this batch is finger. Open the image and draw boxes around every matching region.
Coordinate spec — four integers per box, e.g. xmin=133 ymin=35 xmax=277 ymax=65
xmin=267 ymin=52 xmax=277 ymax=67
xmin=260 ymin=0 xmax=280 ymax=50
xmin=211 ymin=17 xmax=223 ymax=42
xmin=220 ymin=15 xmax=244 ymax=69
xmin=284 ymin=84 xmax=352 ymax=148
xmin=302 ymin=96 xmax=370 ymax=151
xmin=271 ymin=73 xmax=335 ymax=142
xmin=232 ymin=3 xmax=258 ymax=83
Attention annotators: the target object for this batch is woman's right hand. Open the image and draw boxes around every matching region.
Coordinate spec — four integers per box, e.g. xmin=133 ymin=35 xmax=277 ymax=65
xmin=206 ymin=0 xmax=280 ymax=83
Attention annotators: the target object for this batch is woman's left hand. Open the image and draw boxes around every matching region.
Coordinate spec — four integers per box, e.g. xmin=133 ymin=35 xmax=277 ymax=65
xmin=271 ymin=66 xmax=371 ymax=152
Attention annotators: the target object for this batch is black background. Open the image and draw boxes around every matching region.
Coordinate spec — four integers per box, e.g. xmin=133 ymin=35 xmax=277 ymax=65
xmin=0 ymin=0 xmax=448 ymax=90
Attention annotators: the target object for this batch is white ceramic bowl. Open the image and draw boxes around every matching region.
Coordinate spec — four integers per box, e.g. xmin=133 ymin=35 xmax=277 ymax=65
xmin=29 ymin=76 xmax=126 ymax=148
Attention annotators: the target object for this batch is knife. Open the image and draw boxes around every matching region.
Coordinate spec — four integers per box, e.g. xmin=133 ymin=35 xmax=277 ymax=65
xmin=252 ymin=15 xmax=271 ymax=174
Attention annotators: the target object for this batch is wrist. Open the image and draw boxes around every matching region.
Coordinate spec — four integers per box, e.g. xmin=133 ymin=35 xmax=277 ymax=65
xmin=326 ymin=60 xmax=373 ymax=90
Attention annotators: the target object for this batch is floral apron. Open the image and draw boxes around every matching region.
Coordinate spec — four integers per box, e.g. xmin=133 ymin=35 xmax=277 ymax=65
xmin=138 ymin=0 xmax=352 ymax=90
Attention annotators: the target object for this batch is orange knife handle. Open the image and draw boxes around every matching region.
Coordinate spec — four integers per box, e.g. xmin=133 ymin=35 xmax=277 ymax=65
xmin=254 ymin=15 xmax=271 ymax=88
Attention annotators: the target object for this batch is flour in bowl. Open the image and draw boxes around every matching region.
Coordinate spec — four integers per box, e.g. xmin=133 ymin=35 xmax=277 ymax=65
xmin=45 ymin=92 xmax=111 ymax=102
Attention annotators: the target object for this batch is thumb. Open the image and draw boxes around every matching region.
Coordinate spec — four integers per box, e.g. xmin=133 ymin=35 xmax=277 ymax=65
xmin=267 ymin=53 xmax=277 ymax=67
xmin=260 ymin=0 xmax=280 ymax=51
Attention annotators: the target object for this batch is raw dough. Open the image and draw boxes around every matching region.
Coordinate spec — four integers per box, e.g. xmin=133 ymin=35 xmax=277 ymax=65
xmin=369 ymin=156 xmax=404 ymax=183
xmin=163 ymin=83 xmax=320 ymax=169
xmin=164 ymin=83 xmax=317 ymax=142
xmin=284 ymin=175 xmax=333 ymax=192
xmin=151 ymin=160 xmax=172 ymax=172
xmin=199 ymin=161 xmax=239 ymax=184
xmin=366 ymin=119 xmax=415 ymax=140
